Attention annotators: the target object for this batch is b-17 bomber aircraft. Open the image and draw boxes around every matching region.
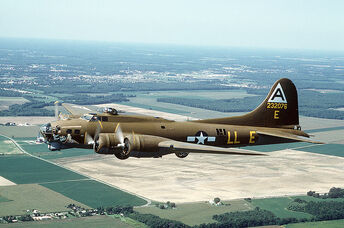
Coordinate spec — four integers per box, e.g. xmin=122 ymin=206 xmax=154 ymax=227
xmin=40 ymin=78 xmax=321 ymax=160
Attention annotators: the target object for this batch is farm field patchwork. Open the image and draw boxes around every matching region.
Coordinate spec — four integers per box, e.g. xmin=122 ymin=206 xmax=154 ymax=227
xmin=41 ymin=179 xmax=147 ymax=208
xmin=0 ymin=155 xmax=85 ymax=184
xmin=0 ymin=184 xmax=90 ymax=217
xmin=0 ymin=137 xmax=147 ymax=213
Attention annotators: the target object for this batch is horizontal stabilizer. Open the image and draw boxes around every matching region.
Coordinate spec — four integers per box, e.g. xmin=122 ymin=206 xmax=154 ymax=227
xmin=257 ymin=131 xmax=324 ymax=144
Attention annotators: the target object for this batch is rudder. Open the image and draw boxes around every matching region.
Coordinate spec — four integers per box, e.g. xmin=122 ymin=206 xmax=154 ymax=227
xmin=248 ymin=78 xmax=299 ymax=128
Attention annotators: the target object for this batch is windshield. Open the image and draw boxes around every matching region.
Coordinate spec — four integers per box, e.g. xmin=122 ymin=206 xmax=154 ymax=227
xmin=81 ymin=114 xmax=93 ymax=121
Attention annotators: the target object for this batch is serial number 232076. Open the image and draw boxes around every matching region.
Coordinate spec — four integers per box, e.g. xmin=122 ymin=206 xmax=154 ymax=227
xmin=267 ymin=102 xmax=287 ymax=109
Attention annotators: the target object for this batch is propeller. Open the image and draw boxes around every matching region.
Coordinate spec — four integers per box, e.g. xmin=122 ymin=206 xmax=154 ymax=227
xmin=84 ymin=131 xmax=94 ymax=145
xmin=115 ymin=123 xmax=124 ymax=147
xmin=54 ymin=101 xmax=59 ymax=120
xmin=85 ymin=120 xmax=102 ymax=145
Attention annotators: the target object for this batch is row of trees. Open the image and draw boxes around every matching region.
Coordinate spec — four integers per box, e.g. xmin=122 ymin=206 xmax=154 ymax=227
xmin=157 ymin=89 xmax=344 ymax=119
xmin=128 ymin=212 xmax=188 ymax=228
xmin=204 ymin=207 xmax=308 ymax=228
xmin=102 ymin=206 xmax=133 ymax=215
xmin=157 ymin=96 xmax=263 ymax=113
xmin=288 ymin=198 xmax=344 ymax=221
xmin=307 ymin=187 xmax=344 ymax=199
xmin=0 ymin=93 xmax=135 ymax=116
xmin=2 ymin=215 xmax=33 ymax=223
xmin=61 ymin=93 xmax=133 ymax=105
xmin=0 ymin=100 xmax=54 ymax=116
xmin=155 ymin=201 xmax=176 ymax=209
xmin=0 ymin=89 xmax=22 ymax=97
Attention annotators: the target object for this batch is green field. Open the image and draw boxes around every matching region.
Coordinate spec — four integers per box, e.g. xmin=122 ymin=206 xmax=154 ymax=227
xmin=135 ymin=199 xmax=253 ymax=226
xmin=0 ymin=215 xmax=135 ymax=228
xmin=0 ymin=97 xmax=29 ymax=102
xmin=306 ymin=126 xmax=344 ymax=133
xmin=41 ymin=180 xmax=147 ymax=208
xmin=1 ymin=136 xmax=94 ymax=160
xmin=0 ymin=184 xmax=90 ymax=216
xmin=0 ymin=155 xmax=146 ymax=208
xmin=0 ymin=97 xmax=29 ymax=111
xmin=0 ymin=155 xmax=85 ymax=184
xmin=297 ymin=144 xmax=344 ymax=157
xmin=251 ymin=197 xmax=314 ymax=219
xmin=0 ymin=196 xmax=11 ymax=203
xmin=0 ymin=136 xmax=23 ymax=154
xmin=127 ymin=89 xmax=254 ymax=101
xmin=0 ymin=137 xmax=147 ymax=212
xmin=246 ymin=142 xmax=310 ymax=152
xmin=250 ymin=196 xmax=344 ymax=220
xmin=0 ymin=126 xmax=40 ymax=138
xmin=122 ymin=91 xmax=246 ymax=119
xmin=286 ymin=219 xmax=344 ymax=228
xmin=18 ymin=141 xmax=94 ymax=160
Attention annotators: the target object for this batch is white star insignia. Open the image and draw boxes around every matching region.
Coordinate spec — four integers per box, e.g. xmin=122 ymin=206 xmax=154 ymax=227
xmin=196 ymin=132 xmax=207 ymax=144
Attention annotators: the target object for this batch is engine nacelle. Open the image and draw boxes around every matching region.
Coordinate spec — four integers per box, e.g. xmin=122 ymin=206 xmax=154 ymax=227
xmin=94 ymin=133 xmax=168 ymax=159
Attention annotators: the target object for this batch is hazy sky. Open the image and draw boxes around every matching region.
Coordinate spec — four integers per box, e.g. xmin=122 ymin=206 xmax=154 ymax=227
xmin=1 ymin=0 xmax=343 ymax=50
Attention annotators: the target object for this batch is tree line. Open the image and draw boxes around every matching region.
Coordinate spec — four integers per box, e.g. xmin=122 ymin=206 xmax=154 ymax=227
xmin=157 ymin=89 xmax=344 ymax=120
xmin=0 ymin=93 xmax=135 ymax=116
xmin=0 ymin=100 xmax=54 ymax=116
xmin=61 ymin=93 xmax=134 ymax=105
xmin=157 ymin=96 xmax=264 ymax=113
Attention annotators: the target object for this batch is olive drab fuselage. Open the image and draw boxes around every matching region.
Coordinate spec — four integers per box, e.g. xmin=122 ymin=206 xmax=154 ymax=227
xmin=49 ymin=114 xmax=306 ymax=149
xmin=40 ymin=78 xmax=317 ymax=159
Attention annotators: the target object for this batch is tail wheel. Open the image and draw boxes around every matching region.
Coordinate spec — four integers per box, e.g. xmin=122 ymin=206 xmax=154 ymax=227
xmin=115 ymin=138 xmax=131 ymax=160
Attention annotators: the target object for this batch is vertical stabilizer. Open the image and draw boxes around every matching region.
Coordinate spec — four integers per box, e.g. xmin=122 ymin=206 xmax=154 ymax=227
xmin=194 ymin=78 xmax=299 ymax=128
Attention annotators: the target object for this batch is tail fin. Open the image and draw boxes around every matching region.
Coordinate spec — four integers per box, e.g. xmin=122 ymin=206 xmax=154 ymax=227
xmin=194 ymin=78 xmax=299 ymax=128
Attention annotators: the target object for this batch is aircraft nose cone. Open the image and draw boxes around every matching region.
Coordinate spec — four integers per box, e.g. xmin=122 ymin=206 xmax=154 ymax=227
xmin=40 ymin=123 xmax=51 ymax=135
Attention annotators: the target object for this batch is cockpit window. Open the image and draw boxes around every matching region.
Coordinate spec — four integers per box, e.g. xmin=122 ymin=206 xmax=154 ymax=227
xmin=90 ymin=116 xmax=99 ymax=121
xmin=81 ymin=114 xmax=99 ymax=122
xmin=81 ymin=114 xmax=92 ymax=121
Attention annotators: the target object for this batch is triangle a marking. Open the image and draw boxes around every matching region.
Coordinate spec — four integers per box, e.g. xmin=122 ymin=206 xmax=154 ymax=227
xmin=268 ymin=83 xmax=287 ymax=103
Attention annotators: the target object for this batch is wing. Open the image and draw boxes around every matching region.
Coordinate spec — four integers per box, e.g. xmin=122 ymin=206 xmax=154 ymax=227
xmin=95 ymin=103 xmax=198 ymax=121
xmin=62 ymin=103 xmax=96 ymax=115
xmin=256 ymin=130 xmax=324 ymax=144
xmin=159 ymin=140 xmax=266 ymax=156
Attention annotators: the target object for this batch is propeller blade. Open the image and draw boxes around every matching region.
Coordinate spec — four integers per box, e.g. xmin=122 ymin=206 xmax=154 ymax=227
xmin=54 ymin=101 xmax=59 ymax=120
xmin=95 ymin=121 xmax=102 ymax=138
xmin=84 ymin=131 xmax=94 ymax=145
xmin=85 ymin=120 xmax=102 ymax=145
xmin=115 ymin=123 xmax=124 ymax=144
